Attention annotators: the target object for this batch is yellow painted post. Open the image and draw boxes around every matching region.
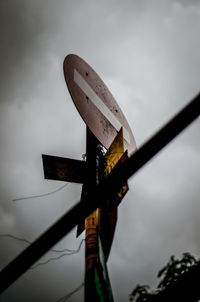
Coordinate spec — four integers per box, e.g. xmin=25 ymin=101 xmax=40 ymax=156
xmin=84 ymin=127 xmax=129 ymax=301
xmin=85 ymin=209 xmax=99 ymax=272
xmin=99 ymin=127 xmax=129 ymax=261
xmin=104 ymin=127 xmax=128 ymax=193
xmin=84 ymin=128 xmax=104 ymax=301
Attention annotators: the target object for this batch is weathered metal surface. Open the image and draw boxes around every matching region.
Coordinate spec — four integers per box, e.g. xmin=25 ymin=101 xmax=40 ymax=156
xmin=83 ymin=128 xmax=105 ymax=301
xmin=100 ymin=128 xmax=129 ymax=261
xmin=76 ymin=183 xmax=87 ymax=237
xmin=104 ymin=127 xmax=129 ymax=205
xmin=63 ymin=54 xmax=137 ymax=155
xmin=1 ymin=93 xmax=200 ymax=293
xmin=76 ymin=128 xmax=105 ymax=237
xmin=42 ymin=154 xmax=86 ymax=183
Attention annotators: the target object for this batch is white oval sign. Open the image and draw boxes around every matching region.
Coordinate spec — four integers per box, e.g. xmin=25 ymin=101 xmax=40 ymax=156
xmin=63 ymin=54 xmax=136 ymax=155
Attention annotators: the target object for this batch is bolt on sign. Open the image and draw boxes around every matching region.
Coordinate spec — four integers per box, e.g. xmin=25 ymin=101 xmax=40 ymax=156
xmin=43 ymin=54 xmax=137 ymax=302
xmin=63 ymin=54 xmax=137 ymax=155
xmin=1 ymin=49 xmax=199 ymax=297
xmin=43 ymin=54 xmax=134 ymax=259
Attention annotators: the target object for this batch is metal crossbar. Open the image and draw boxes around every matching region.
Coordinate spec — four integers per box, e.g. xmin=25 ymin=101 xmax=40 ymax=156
xmin=0 ymin=92 xmax=199 ymax=294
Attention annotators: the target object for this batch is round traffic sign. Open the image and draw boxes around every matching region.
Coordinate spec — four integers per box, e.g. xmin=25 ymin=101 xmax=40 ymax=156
xmin=63 ymin=54 xmax=136 ymax=155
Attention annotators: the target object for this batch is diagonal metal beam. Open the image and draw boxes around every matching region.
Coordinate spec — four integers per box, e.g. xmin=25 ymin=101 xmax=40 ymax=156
xmin=0 ymin=92 xmax=199 ymax=294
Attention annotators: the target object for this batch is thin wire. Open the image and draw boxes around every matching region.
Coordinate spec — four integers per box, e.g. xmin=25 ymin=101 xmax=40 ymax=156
xmin=0 ymin=234 xmax=30 ymax=245
xmin=0 ymin=234 xmax=84 ymax=254
xmin=55 ymin=282 xmax=84 ymax=302
xmin=12 ymin=183 xmax=68 ymax=202
xmin=30 ymin=239 xmax=85 ymax=270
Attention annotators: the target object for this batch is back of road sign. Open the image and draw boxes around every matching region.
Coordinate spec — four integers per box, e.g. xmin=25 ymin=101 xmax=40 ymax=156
xmin=63 ymin=54 xmax=137 ymax=155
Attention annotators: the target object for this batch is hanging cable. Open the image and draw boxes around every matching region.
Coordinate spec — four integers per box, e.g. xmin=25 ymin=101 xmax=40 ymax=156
xmin=0 ymin=234 xmax=31 ymax=245
xmin=12 ymin=183 xmax=68 ymax=202
xmin=55 ymin=282 xmax=84 ymax=302
xmin=0 ymin=234 xmax=84 ymax=254
xmin=30 ymin=239 xmax=85 ymax=270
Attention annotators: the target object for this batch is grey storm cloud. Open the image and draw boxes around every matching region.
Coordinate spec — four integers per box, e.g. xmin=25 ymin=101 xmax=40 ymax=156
xmin=0 ymin=1 xmax=200 ymax=302
xmin=0 ymin=1 xmax=44 ymax=103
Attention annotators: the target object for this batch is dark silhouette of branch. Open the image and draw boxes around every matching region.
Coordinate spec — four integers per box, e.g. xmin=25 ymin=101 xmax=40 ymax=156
xmin=130 ymin=253 xmax=200 ymax=302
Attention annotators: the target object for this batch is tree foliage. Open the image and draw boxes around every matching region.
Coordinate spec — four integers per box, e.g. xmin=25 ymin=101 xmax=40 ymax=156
xmin=129 ymin=253 xmax=199 ymax=302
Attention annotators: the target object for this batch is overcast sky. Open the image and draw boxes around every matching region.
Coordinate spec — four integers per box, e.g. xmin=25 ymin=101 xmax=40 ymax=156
xmin=0 ymin=1 xmax=200 ymax=301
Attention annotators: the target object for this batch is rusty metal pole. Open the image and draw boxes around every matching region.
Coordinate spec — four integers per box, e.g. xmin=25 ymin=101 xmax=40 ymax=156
xmin=84 ymin=127 xmax=104 ymax=301
xmin=1 ymin=93 xmax=199 ymax=294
